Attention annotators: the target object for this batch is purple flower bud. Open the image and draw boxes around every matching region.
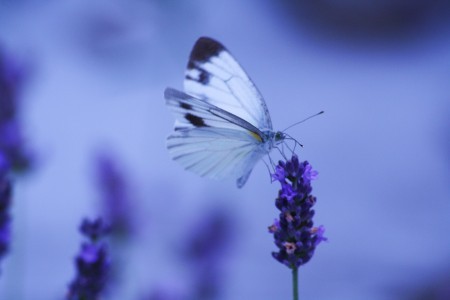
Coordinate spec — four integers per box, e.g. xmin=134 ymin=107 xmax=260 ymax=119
xmin=67 ymin=218 xmax=110 ymax=300
xmin=80 ymin=217 xmax=110 ymax=242
xmin=312 ymin=225 xmax=327 ymax=246
xmin=268 ymin=219 xmax=280 ymax=233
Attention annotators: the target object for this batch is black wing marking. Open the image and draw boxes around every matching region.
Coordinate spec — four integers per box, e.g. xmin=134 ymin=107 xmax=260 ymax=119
xmin=184 ymin=37 xmax=273 ymax=131
xmin=165 ymin=87 xmax=264 ymax=139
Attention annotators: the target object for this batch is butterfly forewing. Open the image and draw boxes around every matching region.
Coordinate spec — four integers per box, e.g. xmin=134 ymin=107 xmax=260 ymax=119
xmin=184 ymin=37 xmax=273 ymax=131
xmin=165 ymin=88 xmax=263 ymax=136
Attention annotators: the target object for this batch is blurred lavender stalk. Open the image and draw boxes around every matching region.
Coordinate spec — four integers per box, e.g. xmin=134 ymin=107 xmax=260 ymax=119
xmin=142 ymin=209 xmax=234 ymax=300
xmin=142 ymin=287 xmax=186 ymax=300
xmin=182 ymin=208 xmax=234 ymax=300
xmin=0 ymin=47 xmax=33 ymax=173
xmin=94 ymin=151 xmax=136 ymax=299
xmin=142 ymin=207 xmax=235 ymax=300
xmin=67 ymin=218 xmax=110 ymax=300
xmin=0 ymin=153 xmax=12 ymax=268
xmin=95 ymin=152 xmax=133 ymax=240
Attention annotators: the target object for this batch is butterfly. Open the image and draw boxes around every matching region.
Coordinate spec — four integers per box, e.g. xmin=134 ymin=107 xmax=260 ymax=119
xmin=165 ymin=37 xmax=294 ymax=188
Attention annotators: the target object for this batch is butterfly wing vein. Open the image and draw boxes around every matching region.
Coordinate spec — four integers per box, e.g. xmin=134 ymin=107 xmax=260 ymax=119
xmin=167 ymin=128 xmax=264 ymax=181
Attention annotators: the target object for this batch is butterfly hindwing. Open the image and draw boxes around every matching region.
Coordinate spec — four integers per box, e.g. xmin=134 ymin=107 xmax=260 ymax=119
xmin=184 ymin=37 xmax=273 ymax=131
xmin=167 ymin=127 xmax=265 ymax=183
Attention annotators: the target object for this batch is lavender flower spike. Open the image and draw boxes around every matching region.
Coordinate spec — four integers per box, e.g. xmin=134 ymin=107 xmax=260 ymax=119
xmin=269 ymin=155 xmax=326 ymax=269
xmin=0 ymin=47 xmax=33 ymax=173
xmin=95 ymin=152 xmax=133 ymax=239
xmin=67 ymin=218 xmax=110 ymax=300
xmin=183 ymin=209 xmax=234 ymax=300
xmin=0 ymin=153 xmax=12 ymax=264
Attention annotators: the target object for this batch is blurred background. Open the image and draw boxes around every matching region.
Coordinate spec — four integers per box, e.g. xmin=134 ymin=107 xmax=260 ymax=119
xmin=0 ymin=0 xmax=449 ymax=299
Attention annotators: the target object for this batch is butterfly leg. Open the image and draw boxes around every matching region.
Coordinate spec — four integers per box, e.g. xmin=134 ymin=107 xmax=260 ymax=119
xmin=284 ymin=141 xmax=295 ymax=157
xmin=262 ymin=157 xmax=276 ymax=183
xmin=277 ymin=144 xmax=288 ymax=160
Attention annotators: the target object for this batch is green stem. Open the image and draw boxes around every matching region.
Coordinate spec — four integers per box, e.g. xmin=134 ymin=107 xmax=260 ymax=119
xmin=292 ymin=267 xmax=299 ymax=300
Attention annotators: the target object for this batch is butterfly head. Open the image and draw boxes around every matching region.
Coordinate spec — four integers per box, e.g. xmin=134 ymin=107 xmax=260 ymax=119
xmin=260 ymin=130 xmax=285 ymax=152
xmin=274 ymin=131 xmax=286 ymax=144
xmin=263 ymin=130 xmax=285 ymax=144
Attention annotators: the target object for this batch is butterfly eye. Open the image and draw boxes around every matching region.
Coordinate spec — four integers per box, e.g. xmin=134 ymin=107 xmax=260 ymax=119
xmin=275 ymin=132 xmax=285 ymax=141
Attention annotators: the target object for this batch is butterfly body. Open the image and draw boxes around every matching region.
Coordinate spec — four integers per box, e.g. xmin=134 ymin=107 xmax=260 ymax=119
xmin=165 ymin=37 xmax=286 ymax=188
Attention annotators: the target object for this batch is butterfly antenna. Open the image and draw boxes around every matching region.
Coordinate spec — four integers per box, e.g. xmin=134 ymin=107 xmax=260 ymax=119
xmin=282 ymin=111 xmax=324 ymax=132
xmin=284 ymin=134 xmax=303 ymax=149
xmin=283 ymin=139 xmax=295 ymax=155
xmin=292 ymin=138 xmax=298 ymax=152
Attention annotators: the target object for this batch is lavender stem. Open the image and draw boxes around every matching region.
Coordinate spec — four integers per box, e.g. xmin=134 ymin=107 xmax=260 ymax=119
xmin=292 ymin=267 xmax=298 ymax=300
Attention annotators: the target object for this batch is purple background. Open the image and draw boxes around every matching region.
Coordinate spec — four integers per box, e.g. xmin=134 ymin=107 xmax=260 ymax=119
xmin=0 ymin=1 xmax=449 ymax=299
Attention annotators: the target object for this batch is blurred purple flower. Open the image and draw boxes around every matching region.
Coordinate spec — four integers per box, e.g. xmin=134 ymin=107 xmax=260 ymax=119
xmin=270 ymin=155 xmax=326 ymax=269
xmin=95 ymin=152 xmax=133 ymax=239
xmin=80 ymin=217 xmax=110 ymax=242
xmin=0 ymin=47 xmax=33 ymax=173
xmin=0 ymin=152 xmax=12 ymax=264
xmin=67 ymin=218 xmax=110 ymax=300
xmin=183 ymin=208 xmax=234 ymax=300
xmin=143 ymin=287 xmax=185 ymax=300
xmin=280 ymin=0 xmax=450 ymax=39
xmin=0 ymin=152 xmax=10 ymax=177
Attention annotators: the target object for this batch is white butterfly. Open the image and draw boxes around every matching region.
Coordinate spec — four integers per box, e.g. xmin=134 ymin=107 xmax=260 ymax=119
xmin=165 ymin=37 xmax=289 ymax=188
